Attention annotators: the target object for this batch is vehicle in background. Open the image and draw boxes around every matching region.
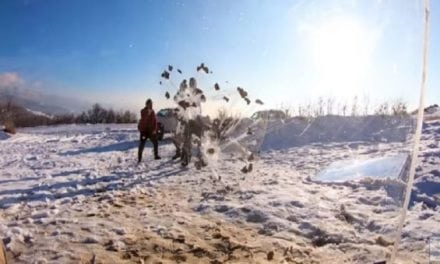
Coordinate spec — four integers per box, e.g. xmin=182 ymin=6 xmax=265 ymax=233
xmin=156 ymin=108 xmax=178 ymax=140
xmin=251 ymin=110 xmax=287 ymax=121
xmin=156 ymin=108 xmax=212 ymax=140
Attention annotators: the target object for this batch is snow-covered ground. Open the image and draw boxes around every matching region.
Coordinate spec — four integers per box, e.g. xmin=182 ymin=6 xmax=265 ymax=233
xmin=0 ymin=117 xmax=439 ymax=263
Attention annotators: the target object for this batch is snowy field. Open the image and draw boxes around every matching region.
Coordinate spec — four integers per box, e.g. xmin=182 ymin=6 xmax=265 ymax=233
xmin=0 ymin=117 xmax=439 ymax=263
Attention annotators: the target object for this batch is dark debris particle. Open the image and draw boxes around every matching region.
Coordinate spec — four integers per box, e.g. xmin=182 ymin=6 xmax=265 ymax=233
xmin=194 ymin=88 xmax=203 ymax=95
xmin=256 ymin=99 xmax=264 ymax=105
xmin=180 ymin=79 xmax=188 ymax=89
xmin=248 ymin=153 xmax=254 ymax=161
xmin=241 ymin=165 xmax=248 ymax=174
xmin=161 ymin=70 xmax=170 ymax=79
xmin=178 ymin=100 xmax=191 ymax=109
xmin=214 ymin=83 xmax=220 ymax=91
xmin=197 ymin=63 xmax=209 ymax=74
xmin=207 ymin=148 xmax=215 ymax=155
xmin=168 ymin=65 xmax=173 ymax=71
xmin=244 ymin=97 xmax=251 ymax=105
xmin=247 ymin=127 xmax=253 ymax=135
xmin=177 ymin=69 xmax=182 ymax=74
xmin=248 ymin=163 xmax=253 ymax=173
xmin=165 ymin=92 xmax=170 ymax=99
xmin=223 ymin=96 xmax=230 ymax=102
xmin=237 ymin=87 xmax=248 ymax=98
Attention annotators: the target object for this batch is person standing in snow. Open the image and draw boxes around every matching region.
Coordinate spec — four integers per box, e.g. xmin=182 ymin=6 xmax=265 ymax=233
xmin=137 ymin=99 xmax=161 ymax=163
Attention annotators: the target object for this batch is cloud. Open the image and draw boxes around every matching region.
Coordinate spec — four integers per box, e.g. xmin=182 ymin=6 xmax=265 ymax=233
xmin=0 ymin=72 xmax=24 ymax=88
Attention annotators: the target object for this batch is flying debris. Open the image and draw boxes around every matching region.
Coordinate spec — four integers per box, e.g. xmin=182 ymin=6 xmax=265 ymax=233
xmin=247 ymin=127 xmax=253 ymax=135
xmin=207 ymin=148 xmax=215 ymax=155
xmin=197 ymin=63 xmax=209 ymax=74
xmin=165 ymin=92 xmax=170 ymax=99
xmin=248 ymin=153 xmax=254 ymax=161
xmin=248 ymin=163 xmax=253 ymax=173
xmin=241 ymin=165 xmax=248 ymax=173
xmin=189 ymin=77 xmax=197 ymax=88
xmin=177 ymin=69 xmax=182 ymax=74
xmin=194 ymin=88 xmax=203 ymax=95
xmin=178 ymin=100 xmax=191 ymax=110
xmin=223 ymin=96 xmax=230 ymax=102
xmin=180 ymin=79 xmax=188 ymax=90
xmin=237 ymin=87 xmax=248 ymax=98
xmin=244 ymin=98 xmax=251 ymax=105
xmin=214 ymin=83 xmax=220 ymax=91
xmin=201 ymin=94 xmax=206 ymax=102
xmin=161 ymin=70 xmax=170 ymax=79
xmin=168 ymin=65 xmax=173 ymax=71
xmin=255 ymin=99 xmax=264 ymax=105
xmin=159 ymin=81 xmax=162 ymax=85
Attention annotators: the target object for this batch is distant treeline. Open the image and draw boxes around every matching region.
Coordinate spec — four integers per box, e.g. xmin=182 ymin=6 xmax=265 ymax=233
xmin=0 ymin=103 xmax=137 ymax=128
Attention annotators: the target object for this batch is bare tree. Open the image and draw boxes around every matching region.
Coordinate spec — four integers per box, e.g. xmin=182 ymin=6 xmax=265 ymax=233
xmin=351 ymin=96 xmax=358 ymax=116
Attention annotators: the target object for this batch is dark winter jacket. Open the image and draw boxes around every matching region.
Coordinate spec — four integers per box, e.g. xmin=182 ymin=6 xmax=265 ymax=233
xmin=138 ymin=108 xmax=157 ymax=134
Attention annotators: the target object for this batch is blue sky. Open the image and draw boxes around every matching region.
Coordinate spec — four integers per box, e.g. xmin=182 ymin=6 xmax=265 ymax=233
xmin=0 ymin=0 xmax=438 ymax=114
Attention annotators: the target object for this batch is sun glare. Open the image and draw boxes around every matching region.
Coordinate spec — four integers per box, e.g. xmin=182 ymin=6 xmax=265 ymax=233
xmin=309 ymin=17 xmax=376 ymax=97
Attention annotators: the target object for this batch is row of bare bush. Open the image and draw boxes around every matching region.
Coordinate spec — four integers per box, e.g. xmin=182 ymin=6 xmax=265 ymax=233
xmin=278 ymin=97 xmax=409 ymax=119
xmin=0 ymin=102 xmax=137 ymax=129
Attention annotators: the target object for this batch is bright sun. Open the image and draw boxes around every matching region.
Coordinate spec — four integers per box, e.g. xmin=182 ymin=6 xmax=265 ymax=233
xmin=309 ymin=17 xmax=375 ymax=97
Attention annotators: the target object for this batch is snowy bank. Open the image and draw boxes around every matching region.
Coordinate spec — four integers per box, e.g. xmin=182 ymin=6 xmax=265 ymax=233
xmin=262 ymin=115 xmax=415 ymax=150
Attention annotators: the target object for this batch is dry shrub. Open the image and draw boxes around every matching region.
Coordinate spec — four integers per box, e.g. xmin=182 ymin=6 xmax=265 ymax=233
xmin=211 ymin=108 xmax=239 ymax=142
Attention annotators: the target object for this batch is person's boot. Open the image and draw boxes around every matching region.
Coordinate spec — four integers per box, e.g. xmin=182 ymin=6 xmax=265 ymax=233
xmin=138 ymin=151 xmax=142 ymax=163
xmin=181 ymin=152 xmax=189 ymax=167
xmin=172 ymin=150 xmax=181 ymax=160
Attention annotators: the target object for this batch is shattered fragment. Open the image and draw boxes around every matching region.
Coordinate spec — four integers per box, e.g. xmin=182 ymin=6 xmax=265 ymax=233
xmin=248 ymin=153 xmax=254 ymax=161
xmin=165 ymin=92 xmax=170 ymax=99
xmin=178 ymin=100 xmax=191 ymax=110
xmin=237 ymin=87 xmax=248 ymax=98
xmin=244 ymin=98 xmax=251 ymax=105
xmin=180 ymin=79 xmax=188 ymax=90
xmin=168 ymin=65 xmax=173 ymax=71
xmin=255 ymin=99 xmax=264 ymax=105
xmin=207 ymin=148 xmax=215 ymax=155
xmin=197 ymin=63 xmax=209 ymax=74
xmin=248 ymin=163 xmax=253 ymax=173
xmin=223 ymin=96 xmax=230 ymax=102
xmin=241 ymin=165 xmax=248 ymax=174
xmin=194 ymin=88 xmax=203 ymax=95
xmin=214 ymin=83 xmax=220 ymax=91
xmin=177 ymin=69 xmax=182 ymax=74
xmin=189 ymin=77 xmax=197 ymax=88
xmin=247 ymin=128 xmax=253 ymax=135
xmin=161 ymin=70 xmax=170 ymax=79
